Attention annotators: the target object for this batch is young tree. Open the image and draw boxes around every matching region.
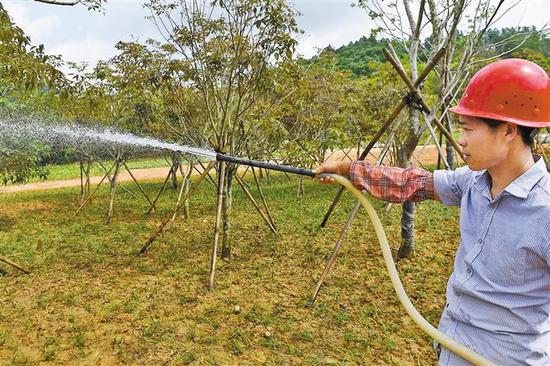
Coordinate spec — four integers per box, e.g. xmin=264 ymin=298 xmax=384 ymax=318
xmin=145 ymin=0 xmax=299 ymax=272
xmin=270 ymin=52 xmax=380 ymax=195
xmin=355 ymin=0 xmax=524 ymax=258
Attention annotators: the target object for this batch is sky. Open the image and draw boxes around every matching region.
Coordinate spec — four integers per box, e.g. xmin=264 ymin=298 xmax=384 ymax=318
xmin=2 ymin=0 xmax=549 ymax=71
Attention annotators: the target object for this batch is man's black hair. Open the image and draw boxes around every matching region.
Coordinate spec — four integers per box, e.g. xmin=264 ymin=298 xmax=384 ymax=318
xmin=480 ymin=118 xmax=537 ymax=146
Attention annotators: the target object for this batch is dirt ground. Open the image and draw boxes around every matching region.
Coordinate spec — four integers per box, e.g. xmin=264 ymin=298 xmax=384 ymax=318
xmin=0 ymin=174 xmax=455 ymax=365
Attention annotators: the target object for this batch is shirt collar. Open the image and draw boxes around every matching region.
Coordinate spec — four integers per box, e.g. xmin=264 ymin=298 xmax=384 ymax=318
xmin=472 ymin=170 xmax=492 ymax=201
xmin=473 ymin=155 xmax=547 ymax=200
xmin=503 ymin=155 xmax=547 ymax=199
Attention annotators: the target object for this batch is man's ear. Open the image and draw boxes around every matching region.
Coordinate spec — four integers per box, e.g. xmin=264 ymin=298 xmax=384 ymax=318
xmin=504 ymin=123 xmax=518 ymax=142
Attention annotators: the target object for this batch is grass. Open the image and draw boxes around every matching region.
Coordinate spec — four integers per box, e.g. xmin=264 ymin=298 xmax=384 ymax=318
xmin=0 ymin=174 xmax=459 ymax=365
xmin=24 ymin=156 xmax=170 ymax=183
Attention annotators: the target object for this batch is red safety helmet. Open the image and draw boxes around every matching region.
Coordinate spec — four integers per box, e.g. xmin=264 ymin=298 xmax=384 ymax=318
xmin=450 ymin=58 xmax=550 ymax=128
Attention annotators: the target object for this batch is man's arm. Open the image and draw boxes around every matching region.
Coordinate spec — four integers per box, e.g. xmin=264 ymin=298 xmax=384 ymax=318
xmin=314 ymin=161 xmax=440 ymax=203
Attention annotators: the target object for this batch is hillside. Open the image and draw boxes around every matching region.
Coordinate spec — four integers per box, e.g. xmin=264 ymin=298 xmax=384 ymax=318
xmin=311 ymin=27 xmax=550 ymax=76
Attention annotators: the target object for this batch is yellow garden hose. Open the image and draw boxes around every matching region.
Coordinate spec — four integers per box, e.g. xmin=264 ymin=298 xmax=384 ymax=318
xmin=323 ymin=173 xmax=496 ymax=366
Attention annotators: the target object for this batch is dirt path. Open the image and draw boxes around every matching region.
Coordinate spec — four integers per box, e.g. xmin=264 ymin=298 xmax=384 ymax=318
xmin=1 ymin=166 xmax=179 ymax=194
xmin=2 ymin=145 xmax=446 ymax=194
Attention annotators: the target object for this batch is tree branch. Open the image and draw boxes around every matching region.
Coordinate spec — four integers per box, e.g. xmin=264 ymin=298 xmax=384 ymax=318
xmin=34 ymin=0 xmax=81 ymax=5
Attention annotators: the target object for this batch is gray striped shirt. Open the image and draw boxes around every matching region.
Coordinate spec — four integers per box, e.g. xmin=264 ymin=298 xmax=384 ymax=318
xmin=433 ymin=155 xmax=550 ymax=365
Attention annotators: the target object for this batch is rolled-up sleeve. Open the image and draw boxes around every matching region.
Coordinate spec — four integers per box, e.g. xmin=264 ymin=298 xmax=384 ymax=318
xmin=349 ymin=161 xmax=435 ymax=203
xmin=433 ymin=166 xmax=474 ymax=206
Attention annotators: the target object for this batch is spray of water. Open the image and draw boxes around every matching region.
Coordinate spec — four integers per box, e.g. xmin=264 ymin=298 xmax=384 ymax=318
xmin=0 ymin=115 xmax=218 ymax=160
xmin=47 ymin=123 xmax=218 ymax=159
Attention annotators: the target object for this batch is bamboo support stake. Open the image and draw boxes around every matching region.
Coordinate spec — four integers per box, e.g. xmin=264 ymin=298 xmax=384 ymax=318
xmin=171 ymin=167 xmax=187 ymax=223
xmin=123 ymin=162 xmax=153 ymax=205
xmin=324 ymin=150 xmax=337 ymax=161
xmin=340 ymin=147 xmax=355 ymax=161
xmin=234 ymin=174 xmax=277 ymax=233
xmin=319 ymin=47 xmax=447 ymax=228
xmin=310 ymin=131 xmax=398 ymax=302
xmin=146 ymin=168 xmax=173 ymax=214
xmin=383 ymin=48 xmax=464 ymax=162
xmin=311 ymin=201 xmax=361 ymax=302
xmin=98 ymin=160 xmax=134 ymax=197
xmin=139 ymin=162 xmax=215 ymax=255
xmin=117 ymin=182 xmax=136 ymax=198
xmin=239 ymin=171 xmax=253 ymax=190
xmin=0 ymin=255 xmax=30 ymax=274
xmin=170 ymin=161 xmax=194 ymax=222
xmin=76 ymin=162 xmax=116 ymax=214
xmin=209 ymin=161 xmax=226 ymax=291
xmin=251 ymin=167 xmax=276 ymax=230
xmin=239 ymin=165 xmax=251 ymax=179
xmin=195 ymin=162 xmax=216 ymax=187
xmin=198 ymin=161 xmax=216 ymax=182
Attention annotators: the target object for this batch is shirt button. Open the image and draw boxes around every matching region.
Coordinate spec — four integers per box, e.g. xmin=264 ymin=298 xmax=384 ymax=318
xmin=477 ymin=239 xmax=483 ymax=244
xmin=467 ymin=268 xmax=472 ymax=274
xmin=446 ymin=303 xmax=449 ymax=308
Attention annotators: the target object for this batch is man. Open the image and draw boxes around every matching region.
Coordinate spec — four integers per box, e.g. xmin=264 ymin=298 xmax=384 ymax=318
xmin=314 ymin=58 xmax=550 ymax=365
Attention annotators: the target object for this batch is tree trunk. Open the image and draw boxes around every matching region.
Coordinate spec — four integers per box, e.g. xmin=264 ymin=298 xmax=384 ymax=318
xmin=80 ymin=157 xmax=84 ymax=200
xmin=437 ymin=130 xmax=443 ymax=170
xmin=170 ymin=155 xmax=180 ymax=190
xmin=221 ymin=167 xmax=234 ymax=259
xmin=445 ymin=114 xmax=456 ymax=168
xmin=182 ymin=163 xmax=192 ymax=219
xmin=76 ymin=162 xmax=115 ymax=214
xmin=395 ymin=2 xmax=423 ymax=259
xmin=80 ymin=158 xmax=92 ymax=204
xmin=396 ymin=38 xmax=421 ymax=258
xmin=105 ymin=160 xmax=121 ymax=225
xmin=209 ymin=161 xmax=226 ymax=290
xmin=174 ymin=160 xmax=193 ymax=221
xmin=395 ymin=124 xmax=424 ymax=258
xmin=85 ymin=160 xmax=91 ymax=202
xmin=397 ymin=201 xmax=416 ymax=258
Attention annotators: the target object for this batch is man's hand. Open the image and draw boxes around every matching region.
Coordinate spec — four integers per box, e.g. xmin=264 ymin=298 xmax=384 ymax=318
xmin=312 ymin=161 xmax=352 ymax=184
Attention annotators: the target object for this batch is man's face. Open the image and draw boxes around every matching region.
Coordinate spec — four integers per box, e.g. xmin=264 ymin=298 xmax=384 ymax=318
xmin=458 ymin=116 xmax=508 ymax=171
